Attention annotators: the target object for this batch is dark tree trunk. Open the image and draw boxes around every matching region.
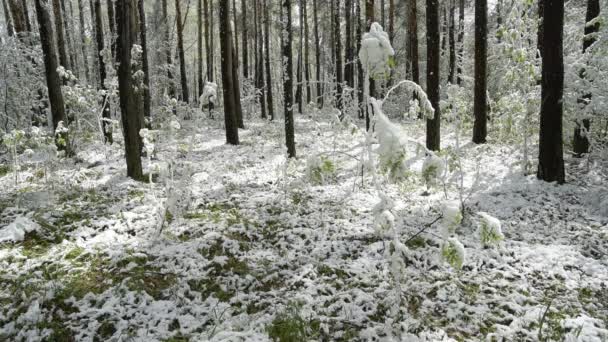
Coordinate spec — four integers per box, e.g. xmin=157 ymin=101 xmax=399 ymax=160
xmin=313 ymin=0 xmax=322 ymax=107
xmin=473 ymin=0 xmax=487 ymax=144
xmin=21 ymin=0 xmax=30 ymax=32
xmin=356 ymin=0 xmax=364 ymax=119
xmin=388 ymin=0 xmax=394 ymax=42
xmin=241 ymin=0 xmax=248 ymax=79
xmin=203 ymin=0 xmax=212 ymax=81
xmin=537 ymin=0 xmax=565 ymax=183
xmin=366 ymin=0 xmax=375 ymax=122
xmin=282 ymin=0 xmax=295 ymax=158
xmin=381 ymin=0 xmax=385 ymax=27
xmin=295 ymin=0 xmax=303 ymax=113
xmin=219 ymin=0 xmax=239 ymax=144
xmin=107 ymin=0 xmax=116 ymax=59
xmin=426 ymin=0 xmax=441 ymax=151
xmin=255 ymin=0 xmax=266 ymax=119
xmin=138 ymin=0 xmax=151 ymax=122
xmin=303 ymin=0 xmax=310 ymax=104
xmin=334 ymin=0 xmax=343 ymax=111
xmin=263 ymin=0 xmax=274 ymax=120
xmin=116 ymin=0 xmax=143 ymax=180
xmin=232 ymin=40 xmax=244 ymax=128
xmin=406 ymin=0 xmax=419 ymax=85
xmin=77 ymin=0 xmax=90 ymax=82
xmin=572 ymin=0 xmax=600 ymax=156
xmin=8 ymin=0 xmax=27 ymax=37
xmin=448 ymin=0 xmax=456 ymax=84
xmin=52 ymin=0 xmax=69 ymax=68
xmin=60 ymin=0 xmax=76 ymax=72
xmin=197 ymin=0 xmax=203 ymax=96
xmin=94 ymin=0 xmax=112 ymax=143
xmin=457 ymin=0 xmax=464 ymax=84
xmin=233 ymin=0 xmax=238 ymax=67
xmin=345 ymin=0 xmax=354 ymax=89
xmin=2 ymin=0 xmax=14 ymax=37
xmin=537 ymin=0 xmax=543 ymax=60
xmin=162 ymin=0 xmax=175 ymax=97
xmin=175 ymin=0 xmax=189 ymax=103
xmin=34 ymin=0 xmax=68 ymax=150
xmin=441 ymin=6 xmax=447 ymax=53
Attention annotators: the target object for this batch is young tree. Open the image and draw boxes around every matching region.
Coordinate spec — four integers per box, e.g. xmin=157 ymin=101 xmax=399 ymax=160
xmin=448 ymin=0 xmax=456 ymax=83
xmin=572 ymin=0 xmax=600 ymax=156
xmin=219 ymin=0 xmax=239 ymax=144
xmin=537 ymin=0 xmax=565 ymax=183
xmin=204 ymin=0 xmax=213 ymax=82
xmin=241 ymin=0 xmax=248 ymax=79
xmin=345 ymin=0 xmax=354 ymax=89
xmin=406 ymin=0 xmax=419 ymax=85
xmin=34 ymin=0 xmax=68 ymax=150
xmin=472 ymin=0 xmax=487 ymax=144
xmin=77 ymin=0 xmax=90 ymax=82
xmin=138 ymin=0 xmax=151 ymax=122
xmin=313 ymin=0 xmax=322 ymax=107
xmin=175 ymin=0 xmax=189 ymax=103
xmin=197 ymin=0 xmax=203 ymax=97
xmin=264 ymin=0 xmax=274 ymax=120
xmin=334 ymin=0 xmax=343 ymax=111
xmin=52 ymin=0 xmax=69 ymax=69
xmin=426 ymin=0 xmax=441 ymax=151
xmin=116 ymin=0 xmax=144 ymax=179
xmin=282 ymin=0 xmax=296 ymax=158
xmin=93 ymin=0 xmax=112 ymax=143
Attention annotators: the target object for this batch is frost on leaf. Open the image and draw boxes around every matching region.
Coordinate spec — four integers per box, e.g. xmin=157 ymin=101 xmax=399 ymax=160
xmin=478 ymin=212 xmax=504 ymax=247
xmin=359 ymin=22 xmax=395 ymax=79
xmin=441 ymin=238 xmax=466 ymax=270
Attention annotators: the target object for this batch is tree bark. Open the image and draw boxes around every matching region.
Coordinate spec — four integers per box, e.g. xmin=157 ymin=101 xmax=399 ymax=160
xmin=406 ymin=0 xmax=419 ymax=85
xmin=93 ymin=0 xmax=112 ymax=143
xmin=2 ymin=0 xmax=14 ymax=37
xmin=8 ymin=0 xmax=27 ymax=37
xmin=303 ymin=0 xmax=310 ymax=104
xmin=77 ymin=0 xmax=90 ymax=82
xmin=241 ymin=0 xmax=248 ymax=79
xmin=537 ymin=0 xmax=564 ymax=183
xmin=219 ymin=0 xmax=239 ymax=144
xmin=232 ymin=40 xmax=244 ymax=128
xmin=116 ymin=0 xmax=143 ymax=179
xmin=282 ymin=0 xmax=295 ymax=158
xmin=313 ymin=0 xmax=322 ymax=107
xmin=356 ymin=0 xmax=364 ymax=119
xmin=197 ymin=0 xmax=203 ymax=96
xmin=334 ymin=0 xmax=343 ymax=111
xmin=138 ymin=0 xmax=151 ymax=122
xmin=537 ymin=0 xmax=544 ymax=60
xmin=60 ymin=0 xmax=76 ymax=72
xmin=175 ymin=0 xmax=189 ymax=102
xmin=34 ymin=0 xmax=68 ymax=150
xmin=572 ymin=0 xmax=600 ymax=156
xmin=52 ymin=0 xmax=69 ymax=69
xmin=107 ymin=0 xmax=116 ymax=60
xmin=263 ymin=0 xmax=274 ymax=120
xmin=426 ymin=0 xmax=441 ymax=151
xmin=162 ymin=0 xmax=175 ymax=97
xmin=345 ymin=0 xmax=354 ymax=89
xmin=255 ymin=0 xmax=266 ymax=118
xmin=21 ymin=0 xmax=30 ymax=32
xmin=295 ymin=0 xmax=303 ymax=113
xmin=473 ymin=0 xmax=487 ymax=144
xmin=457 ymin=0 xmax=464 ymax=84
xmin=448 ymin=0 xmax=456 ymax=84
xmin=366 ymin=0 xmax=375 ymax=126
xmin=203 ymin=0 xmax=212 ymax=81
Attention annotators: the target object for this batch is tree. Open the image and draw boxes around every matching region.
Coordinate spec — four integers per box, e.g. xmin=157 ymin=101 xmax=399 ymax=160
xmin=457 ymin=0 xmax=464 ymax=84
xmin=2 ymin=0 xmax=14 ymax=37
xmin=197 ymin=0 xmax=203 ymax=97
xmin=356 ymin=0 xmax=364 ymax=119
xmin=572 ymin=0 xmax=600 ymax=156
xmin=241 ymin=0 xmax=248 ymax=79
xmin=303 ymin=0 xmax=310 ymax=105
xmin=406 ymin=0 xmax=419 ymax=85
xmin=107 ymin=0 xmax=117 ymax=60
xmin=219 ymin=0 xmax=239 ymax=145
xmin=537 ymin=0 xmax=565 ymax=183
xmin=163 ymin=0 xmax=175 ymax=97
xmin=345 ymin=0 xmax=354 ymax=89
xmin=8 ymin=0 xmax=27 ymax=37
xmin=203 ymin=0 xmax=212 ymax=82
xmin=34 ymin=0 xmax=68 ymax=150
xmin=175 ymin=0 xmax=189 ymax=103
xmin=77 ymin=0 xmax=90 ymax=82
xmin=313 ymin=0 xmax=322 ymax=107
xmin=334 ymin=0 xmax=343 ymax=111
xmin=448 ymin=0 xmax=456 ymax=84
xmin=282 ymin=0 xmax=296 ymax=158
xmin=93 ymin=0 xmax=112 ymax=143
xmin=52 ymin=0 xmax=69 ymax=69
xmin=116 ymin=0 xmax=144 ymax=180
xmin=232 ymin=31 xmax=244 ymax=128
xmin=138 ymin=0 xmax=151 ymax=123
xmin=263 ymin=0 xmax=274 ymax=120
xmin=295 ymin=0 xmax=303 ymax=113
xmin=426 ymin=0 xmax=441 ymax=151
xmin=472 ymin=0 xmax=487 ymax=144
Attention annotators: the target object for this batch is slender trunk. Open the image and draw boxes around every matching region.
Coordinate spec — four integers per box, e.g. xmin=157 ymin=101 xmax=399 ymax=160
xmin=203 ymin=0 xmax=212 ymax=81
xmin=197 ymin=0 xmax=203 ymax=96
xmin=232 ymin=41 xmax=244 ymax=128
xmin=381 ymin=0 xmax=385 ymax=28
xmin=2 ymin=0 xmax=14 ymax=37
xmin=473 ymin=0 xmax=487 ymax=144
xmin=256 ymin=0 xmax=266 ymax=118
xmin=334 ymin=0 xmax=343 ymax=111
xmin=8 ymin=0 xmax=27 ymax=37
xmin=457 ymin=0 xmax=464 ymax=84
xmin=426 ymin=0 xmax=441 ymax=151
xmin=107 ymin=0 xmax=116 ymax=60
xmin=162 ymin=0 xmax=175 ymax=96
xmin=366 ymin=0 xmax=375 ymax=104
xmin=116 ymin=0 xmax=143 ymax=179
xmin=94 ymin=0 xmax=112 ymax=143
xmin=34 ymin=0 xmax=68 ymax=150
xmin=175 ymin=0 xmax=189 ymax=102
xmin=313 ymin=0 xmax=322 ymax=107
xmin=537 ymin=0 xmax=544 ymax=60
xmin=138 ymin=0 xmax=151 ymax=122
xmin=60 ymin=0 xmax=76 ymax=72
xmin=572 ymin=0 xmax=600 ymax=156
xmin=52 ymin=0 xmax=69 ymax=68
xmin=233 ymin=0 xmax=238 ymax=67
xmin=21 ymin=0 xmax=30 ymax=32
xmin=263 ymin=0 xmax=274 ymax=120
xmin=78 ymin=0 xmax=90 ymax=82
xmin=537 ymin=0 xmax=564 ymax=183
xmin=356 ymin=0 xmax=364 ymax=119
xmin=345 ymin=0 xmax=354 ymax=89
xmin=241 ymin=0 xmax=248 ymax=79
xmin=448 ymin=0 xmax=456 ymax=84
xmin=220 ymin=0 xmax=239 ymax=144
xmin=303 ymin=0 xmax=310 ymax=104
xmin=295 ymin=0 xmax=303 ymax=113
xmin=282 ymin=0 xmax=295 ymax=158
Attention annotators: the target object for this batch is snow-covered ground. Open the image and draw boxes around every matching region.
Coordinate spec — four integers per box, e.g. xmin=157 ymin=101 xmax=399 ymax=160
xmin=0 ymin=111 xmax=607 ymax=341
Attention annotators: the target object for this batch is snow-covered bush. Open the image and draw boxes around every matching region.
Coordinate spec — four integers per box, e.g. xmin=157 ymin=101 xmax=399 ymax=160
xmin=200 ymin=82 xmax=218 ymax=112
xmin=478 ymin=212 xmax=504 ymax=247
xmin=441 ymin=200 xmax=462 ymax=234
xmin=441 ymin=238 xmax=466 ymax=270
xmin=305 ymin=155 xmax=336 ymax=185
xmin=421 ymin=152 xmax=445 ymax=189
xmin=359 ymin=22 xmax=395 ymax=80
xmin=376 ymin=110 xmax=408 ymax=182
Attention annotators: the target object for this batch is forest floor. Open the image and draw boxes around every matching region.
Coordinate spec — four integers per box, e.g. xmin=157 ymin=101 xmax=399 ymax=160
xmin=0 ymin=110 xmax=607 ymax=342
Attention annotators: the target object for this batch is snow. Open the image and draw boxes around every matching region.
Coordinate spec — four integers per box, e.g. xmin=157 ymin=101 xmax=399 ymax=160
xmin=359 ymin=22 xmax=395 ymax=79
xmin=200 ymin=82 xmax=218 ymax=108
xmin=0 ymin=216 xmax=40 ymax=243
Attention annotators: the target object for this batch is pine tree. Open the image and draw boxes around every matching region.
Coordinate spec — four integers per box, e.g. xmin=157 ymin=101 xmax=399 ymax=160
xmin=282 ymin=0 xmax=296 ymax=158
xmin=219 ymin=0 xmax=239 ymax=145
xmin=472 ymin=0 xmax=487 ymax=144
xmin=426 ymin=0 xmax=441 ymax=151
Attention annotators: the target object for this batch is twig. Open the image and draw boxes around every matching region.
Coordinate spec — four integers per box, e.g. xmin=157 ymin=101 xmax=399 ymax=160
xmin=403 ymin=215 xmax=443 ymax=246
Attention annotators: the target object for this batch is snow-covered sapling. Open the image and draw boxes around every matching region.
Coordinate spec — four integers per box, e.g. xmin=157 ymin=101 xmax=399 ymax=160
xmin=441 ymin=238 xmax=466 ymax=270
xmin=200 ymin=82 xmax=218 ymax=118
xmin=305 ymin=154 xmax=336 ymax=185
xmin=2 ymin=129 xmax=25 ymax=185
xmin=441 ymin=200 xmax=463 ymax=235
xmin=421 ymin=152 xmax=445 ymax=190
xmin=478 ymin=212 xmax=504 ymax=247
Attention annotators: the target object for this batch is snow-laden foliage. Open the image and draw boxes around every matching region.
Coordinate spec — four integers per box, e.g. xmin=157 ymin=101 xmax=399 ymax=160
xmin=305 ymin=154 xmax=336 ymax=185
xmin=422 ymin=152 xmax=445 ymax=188
xmin=441 ymin=238 xmax=466 ymax=270
xmin=359 ymin=22 xmax=395 ymax=79
xmin=200 ymin=82 xmax=218 ymax=109
xmin=0 ymin=216 xmax=40 ymax=243
xmin=441 ymin=200 xmax=462 ymax=234
xmin=478 ymin=212 xmax=504 ymax=247
xmin=375 ymin=110 xmax=408 ymax=182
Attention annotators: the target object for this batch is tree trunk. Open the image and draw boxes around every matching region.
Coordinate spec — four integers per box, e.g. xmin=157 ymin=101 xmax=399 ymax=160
xmin=406 ymin=0 xmax=419 ymax=85
xmin=107 ymin=0 xmax=116 ymax=59
xmin=241 ymin=0 xmax=248 ymax=79
xmin=175 ymin=0 xmax=189 ymax=103
xmin=219 ymin=0 xmax=239 ymax=144
xmin=572 ymin=0 xmax=600 ymax=156
xmin=345 ymin=0 xmax=354 ymax=89
xmin=203 ymin=0 xmax=212 ymax=81
xmin=52 ymin=0 xmax=69 ymax=69
xmin=472 ymin=0 xmax=487 ymax=144
xmin=93 ymin=0 xmax=112 ymax=143
xmin=537 ymin=0 xmax=544 ymax=60
xmin=232 ymin=40 xmax=244 ymax=128
xmin=197 ymin=0 xmax=203 ymax=96
xmin=313 ymin=0 xmax=322 ymax=107
xmin=334 ymin=0 xmax=343 ymax=111
xmin=77 ymin=0 xmax=90 ymax=82
xmin=356 ymin=0 xmax=364 ymax=120
xmin=138 ymin=0 xmax=151 ymax=122
xmin=8 ymin=0 xmax=27 ymax=36
xmin=60 ymin=0 xmax=76 ymax=73
xmin=22 ymin=0 xmax=31 ymax=32
xmin=426 ymin=0 xmax=440 ymax=151
xmin=116 ymin=0 xmax=143 ymax=179
xmin=366 ymin=0 xmax=375 ymax=116
xmin=282 ymin=0 xmax=295 ymax=158
xmin=232 ymin=0 xmax=239 ymax=67
xmin=448 ymin=0 xmax=456 ymax=84
xmin=295 ymin=0 xmax=303 ymax=113
xmin=255 ymin=0 xmax=266 ymax=118
xmin=537 ymin=0 xmax=564 ymax=183
xmin=388 ymin=0 xmax=394 ymax=42
xmin=34 ymin=0 xmax=68 ymax=150
xmin=264 ymin=0 xmax=274 ymax=120
xmin=163 ymin=0 xmax=175 ymax=97
xmin=303 ymin=0 xmax=310 ymax=105
xmin=2 ymin=0 xmax=14 ymax=37
xmin=381 ymin=0 xmax=385 ymax=28
xmin=457 ymin=0 xmax=464 ymax=84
